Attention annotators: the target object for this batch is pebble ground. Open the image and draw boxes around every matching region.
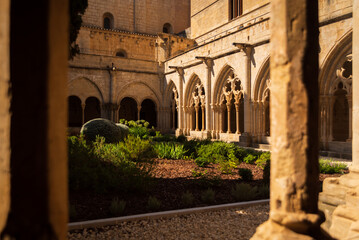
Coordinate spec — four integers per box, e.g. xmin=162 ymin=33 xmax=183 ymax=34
xmin=68 ymin=204 xmax=269 ymax=240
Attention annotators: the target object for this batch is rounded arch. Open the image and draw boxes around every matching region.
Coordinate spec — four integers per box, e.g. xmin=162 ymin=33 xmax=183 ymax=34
xmin=213 ymin=64 xmax=236 ymax=105
xmin=115 ymin=49 xmax=127 ymax=58
xmin=319 ymin=30 xmax=352 ymax=95
xmin=140 ymin=99 xmax=157 ymax=127
xmin=68 ymin=77 xmax=104 ymax=104
xmin=68 ymin=95 xmax=82 ymax=127
xmin=119 ymin=97 xmax=138 ymax=121
xmin=103 ymin=12 xmax=114 ymax=29
xmin=116 ymin=81 xmax=160 ymax=109
xmin=253 ymin=56 xmax=270 ymax=101
xmin=163 ymin=23 xmax=173 ymax=34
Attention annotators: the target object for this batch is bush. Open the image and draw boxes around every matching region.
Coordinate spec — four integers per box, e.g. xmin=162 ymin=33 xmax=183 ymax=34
xmin=181 ymin=191 xmax=194 ymax=207
xmin=116 ymin=123 xmax=130 ymax=140
xmin=263 ymin=160 xmax=270 ymax=184
xmin=255 ymin=152 xmax=271 ymax=169
xmin=147 ymin=196 xmax=161 ymax=211
xmin=109 ymin=198 xmax=126 ymax=216
xmin=81 ymin=118 xmax=123 ymax=143
xmin=153 ymin=142 xmax=187 ymax=160
xmin=243 ymin=154 xmax=257 ymax=164
xmin=118 ymin=135 xmax=155 ymax=162
xmin=218 ymin=159 xmax=237 ymax=174
xmin=238 ymin=168 xmax=253 ymax=181
xmin=192 ymin=169 xmax=221 ymax=188
xmin=319 ymin=159 xmax=347 ymax=174
xmin=201 ymin=188 xmax=215 ymax=204
xmin=120 ymin=119 xmax=156 ymax=139
xmin=231 ymin=183 xmax=258 ymax=201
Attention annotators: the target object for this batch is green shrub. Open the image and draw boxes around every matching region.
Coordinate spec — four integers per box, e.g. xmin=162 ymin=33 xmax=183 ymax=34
xmin=147 ymin=196 xmax=161 ymax=211
xmin=119 ymin=119 xmax=156 ymax=139
xmin=238 ymin=168 xmax=253 ymax=181
xmin=231 ymin=183 xmax=258 ymax=201
xmin=218 ymin=159 xmax=237 ymax=174
xmin=181 ymin=191 xmax=194 ymax=207
xmin=116 ymin=123 xmax=130 ymax=140
xmin=153 ymin=142 xmax=187 ymax=160
xmin=263 ymin=160 xmax=270 ymax=184
xmin=183 ymin=139 xmax=211 ymax=159
xmin=319 ymin=159 xmax=347 ymax=174
xmin=243 ymin=154 xmax=257 ymax=164
xmin=109 ymin=198 xmax=126 ymax=216
xmin=256 ymin=152 xmax=271 ymax=169
xmin=192 ymin=169 xmax=221 ymax=188
xmin=118 ymin=135 xmax=155 ymax=162
xmin=201 ymin=188 xmax=215 ymax=204
xmin=81 ymin=118 xmax=123 ymax=143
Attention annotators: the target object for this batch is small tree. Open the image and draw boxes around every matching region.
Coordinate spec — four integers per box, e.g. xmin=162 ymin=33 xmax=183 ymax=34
xmin=69 ymin=0 xmax=88 ymax=59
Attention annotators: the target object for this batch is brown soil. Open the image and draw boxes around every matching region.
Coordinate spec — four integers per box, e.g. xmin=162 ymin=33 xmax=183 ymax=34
xmin=69 ymin=159 xmax=346 ymax=222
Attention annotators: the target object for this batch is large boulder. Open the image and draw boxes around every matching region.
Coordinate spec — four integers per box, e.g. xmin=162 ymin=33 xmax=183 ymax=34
xmin=81 ymin=118 xmax=122 ymax=143
xmin=116 ymin=123 xmax=130 ymax=140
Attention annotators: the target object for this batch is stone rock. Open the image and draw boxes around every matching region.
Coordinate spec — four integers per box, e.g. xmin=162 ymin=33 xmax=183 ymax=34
xmin=81 ymin=118 xmax=122 ymax=143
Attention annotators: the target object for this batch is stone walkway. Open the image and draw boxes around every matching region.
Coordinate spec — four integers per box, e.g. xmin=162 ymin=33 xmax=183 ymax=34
xmin=68 ymin=204 xmax=269 ymax=240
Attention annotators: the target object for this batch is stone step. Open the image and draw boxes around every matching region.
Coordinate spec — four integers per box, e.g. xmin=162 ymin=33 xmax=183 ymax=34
xmin=319 ymin=150 xmax=352 ymax=160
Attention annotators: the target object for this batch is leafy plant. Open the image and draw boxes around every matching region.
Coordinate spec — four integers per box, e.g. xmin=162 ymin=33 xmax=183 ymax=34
xmin=109 ymin=197 xmax=126 ymax=216
xmin=255 ymin=152 xmax=271 ymax=169
xmin=319 ymin=159 xmax=347 ymax=174
xmin=238 ymin=168 xmax=253 ymax=181
xmin=263 ymin=160 xmax=270 ymax=184
xmin=181 ymin=191 xmax=194 ymax=207
xmin=231 ymin=183 xmax=258 ymax=201
xmin=147 ymin=196 xmax=161 ymax=211
xmin=154 ymin=142 xmax=187 ymax=160
xmin=201 ymin=188 xmax=215 ymax=204
xmin=192 ymin=169 xmax=207 ymax=177
xmin=218 ymin=159 xmax=237 ymax=174
xmin=243 ymin=154 xmax=257 ymax=164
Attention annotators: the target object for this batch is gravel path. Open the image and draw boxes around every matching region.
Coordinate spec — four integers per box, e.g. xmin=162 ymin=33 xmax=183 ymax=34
xmin=68 ymin=204 xmax=269 ymax=240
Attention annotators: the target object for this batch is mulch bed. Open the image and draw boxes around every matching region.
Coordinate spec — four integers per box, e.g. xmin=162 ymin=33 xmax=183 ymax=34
xmin=69 ymin=159 xmax=346 ymax=222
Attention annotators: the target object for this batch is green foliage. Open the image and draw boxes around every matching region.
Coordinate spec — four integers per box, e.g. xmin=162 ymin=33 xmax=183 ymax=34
xmin=231 ymin=183 xmax=258 ymax=201
xmin=319 ymin=159 xmax=347 ymax=174
xmin=109 ymin=198 xmax=126 ymax=216
xmin=81 ymin=118 xmax=123 ymax=143
xmin=192 ymin=168 xmax=221 ymax=188
xmin=147 ymin=196 xmax=161 ymax=211
xmin=69 ymin=0 xmax=88 ymax=59
xmin=218 ymin=158 xmax=237 ymax=174
xmin=116 ymin=123 xmax=130 ymax=140
xmin=192 ymin=169 xmax=207 ymax=178
xmin=119 ymin=119 xmax=156 ymax=139
xmin=238 ymin=168 xmax=253 ymax=181
xmin=68 ymin=135 xmax=154 ymax=194
xmin=183 ymin=139 xmax=211 ymax=159
xmin=181 ymin=191 xmax=194 ymax=207
xmin=255 ymin=152 xmax=271 ymax=169
xmin=263 ymin=160 xmax=270 ymax=184
xmin=243 ymin=154 xmax=258 ymax=164
xmin=118 ymin=135 xmax=155 ymax=162
xmin=201 ymin=188 xmax=216 ymax=204
xmin=153 ymin=142 xmax=187 ymax=160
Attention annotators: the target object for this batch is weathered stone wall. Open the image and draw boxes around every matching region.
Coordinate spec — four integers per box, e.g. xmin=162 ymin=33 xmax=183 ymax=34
xmin=82 ymin=0 xmax=190 ymax=34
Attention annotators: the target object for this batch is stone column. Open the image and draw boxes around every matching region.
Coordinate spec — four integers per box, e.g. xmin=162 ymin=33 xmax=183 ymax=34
xmin=190 ymin=107 xmax=194 ymax=131
xmin=235 ymin=103 xmax=240 ymax=134
xmin=172 ymin=104 xmax=175 ymax=130
xmin=1 ymin=0 xmax=69 ymax=238
xmin=195 ymin=105 xmax=199 ymax=131
xmin=252 ymin=0 xmax=322 ymax=239
xmin=328 ymin=96 xmax=334 ymax=141
xmin=347 ymin=94 xmax=352 ymax=141
xmin=201 ymin=105 xmax=205 ymax=131
xmin=219 ymin=105 xmax=225 ymax=133
xmin=205 ymin=60 xmax=213 ymax=132
xmin=81 ymin=103 xmax=86 ymax=125
xmin=353 ymin=0 xmax=359 ymax=169
xmin=226 ymin=102 xmax=231 ymax=134
xmin=178 ymin=68 xmax=185 ymax=135
xmin=137 ymin=106 xmax=141 ymax=120
xmin=243 ymin=46 xmax=253 ymax=135
xmin=0 ymin=0 xmax=10 ymax=233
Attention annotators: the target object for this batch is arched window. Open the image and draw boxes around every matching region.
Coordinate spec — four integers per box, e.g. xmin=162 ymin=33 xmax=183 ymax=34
xmin=103 ymin=12 xmax=114 ymax=29
xmin=140 ymin=99 xmax=157 ymax=127
xmin=163 ymin=23 xmax=173 ymax=34
xmin=84 ymin=97 xmax=101 ymax=122
xmin=229 ymin=0 xmax=243 ymax=20
xmin=115 ymin=50 xmax=127 ymax=58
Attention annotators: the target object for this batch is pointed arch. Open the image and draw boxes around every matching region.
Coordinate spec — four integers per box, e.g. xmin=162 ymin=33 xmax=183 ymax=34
xmin=253 ymin=56 xmax=270 ymax=101
xmin=213 ymin=64 xmax=235 ymax=105
xmin=184 ymin=73 xmax=203 ymax=107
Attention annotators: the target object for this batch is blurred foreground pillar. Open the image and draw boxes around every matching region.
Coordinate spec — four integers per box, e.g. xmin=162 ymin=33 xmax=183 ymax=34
xmin=1 ymin=0 xmax=69 ymax=239
xmin=251 ymin=0 xmax=323 ymax=239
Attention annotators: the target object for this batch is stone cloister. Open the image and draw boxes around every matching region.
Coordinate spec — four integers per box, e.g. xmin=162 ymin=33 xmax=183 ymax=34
xmin=1 ymin=0 xmax=359 ymax=239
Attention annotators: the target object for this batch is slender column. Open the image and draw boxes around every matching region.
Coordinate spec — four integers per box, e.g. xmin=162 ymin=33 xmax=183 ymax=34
xmin=0 ymin=0 xmax=10 ymax=232
xmin=258 ymin=102 xmax=263 ymax=137
xmin=205 ymin=60 xmax=213 ymax=131
xmin=190 ymin=107 xmax=194 ymax=131
xmin=243 ymin=47 xmax=253 ymax=134
xmin=171 ymin=104 xmax=175 ymax=130
xmin=235 ymin=103 xmax=240 ymax=134
xmin=252 ymin=0 xmax=322 ymax=238
xmin=195 ymin=105 xmax=199 ymax=131
xmin=347 ymin=95 xmax=352 ymax=141
xmin=137 ymin=106 xmax=141 ymax=120
xmin=328 ymin=96 xmax=334 ymax=141
xmin=201 ymin=106 xmax=205 ymax=131
xmin=81 ymin=103 xmax=86 ymax=125
xmin=219 ymin=105 xmax=224 ymax=133
xmin=227 ymin=103 xmax=231 ymax=133
xmin=178 ymin=69 xmax=184 ymax=134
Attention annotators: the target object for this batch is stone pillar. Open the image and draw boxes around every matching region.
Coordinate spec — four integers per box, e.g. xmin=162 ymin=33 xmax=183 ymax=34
xmin=235 ymin=103 xmax=240 ymax=134
xmin=195 ymin=105 xmax=199 ymax=131
xmin=347 ymin=94 xmax=352 ymax=141
xmin=81 ymin=103 xmax=86 ymax=125
xmin=178 ymin=69 xmax=184 ymax=135
xmin=353 ymin=0 xmax=359 ymax=169
xmin=243 ymin=47 xmax=253 ymax=134
xmin=1 ymin=0 xmax=68 ymax=238
xmin=219 ymin=105 xmax=224 ymax=133
xmin=227 ymin=103 xmax=231 ymax=134
xmin=328 ymin=96 xmax=334 ymax=141
xmin=172 ymin=104 xmax=175 ymax=130
xmin=137 ymin=106 xmax=141 ymax=120
xmin=205 ymin=60 xmax=213 ymax=132
xmin=0 ymin=0 xmax=10 ymax=233
xmin=201 ymin=106 xmax=205 ymax=131
xmin=252 ymin=0 xmax=322 ymax=239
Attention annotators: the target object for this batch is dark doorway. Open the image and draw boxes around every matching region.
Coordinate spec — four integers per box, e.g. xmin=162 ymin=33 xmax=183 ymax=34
xmin=84 ymin=97 xmax=101 ymax=123
xmin=119 ymin=97 xmax=137 ymax=121
xmin=68 ymin=96 xmax=82 ymax=127
xmin=140 ymin=99 xmax=157 ymax=127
